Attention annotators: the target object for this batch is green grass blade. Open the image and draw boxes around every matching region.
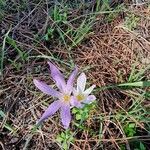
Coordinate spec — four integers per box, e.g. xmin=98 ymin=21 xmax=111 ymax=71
xmin=118 ymin=81 xmax=150 ymax=87
xmin=0 ymin=28 xmax=11 ymax=77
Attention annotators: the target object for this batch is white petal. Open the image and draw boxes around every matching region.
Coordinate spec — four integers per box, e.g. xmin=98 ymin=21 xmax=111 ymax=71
xmin=77 ymin=73 xmax=86 ymax=92
xmin=73 ymin=88 xmax=78 ymax=95
xmin=84 ymin=85 xmax=96 ymax=95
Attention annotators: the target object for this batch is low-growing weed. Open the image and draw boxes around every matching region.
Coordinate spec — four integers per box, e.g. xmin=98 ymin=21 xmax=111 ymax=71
xmin=72 ymin=102 xmax=96 ymax=129
xmin=0 ymin=110 xmax=15 ymax=133
xmin=124 ymin=122 xmax=136 ymax=137
xmin=124 ymin=13 xmax=140 ymax=30
xmin=6 ymin=36 xmax=28 ymax=62
xmin=56 ymin=130 xmax=74 ymax=150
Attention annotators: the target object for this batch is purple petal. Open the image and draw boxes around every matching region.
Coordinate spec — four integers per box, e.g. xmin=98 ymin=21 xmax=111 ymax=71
xmin=48 ymin=62 xmax=66 ymax=91
xmin=70 ymin=96 xmax=83 ymax=108
xmin=37 ymin=100 xmax=62 ymax=125
xmin=60 ymin=103 xmax=71 ymax=129
xmin=77 ymin=73 xmax=86 ymax=92
xmin=66 ymin=67 xmax=78 ymax=94
xmin=33 ymin=79 xmax=61 ymax=98
xmin=83 ymin=95 xmax=96 ymax=104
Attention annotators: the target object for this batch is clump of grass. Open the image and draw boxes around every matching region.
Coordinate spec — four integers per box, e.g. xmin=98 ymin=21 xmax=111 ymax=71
xmin=44 ymin=3 xmax=94 ymax=50
xmin=0 ymin=0 xmax=6 ymax=20
xmin=44 ymin=1 xmax=125 ymax=50
xmin=117 ymin=89 xmax=149 ymax=150
xmin=124 ymin=13 xmax=140 ymax=30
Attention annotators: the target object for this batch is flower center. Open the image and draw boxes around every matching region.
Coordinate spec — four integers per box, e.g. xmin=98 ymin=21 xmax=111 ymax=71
xmin=76 ymin=94 xmax=85 ymax=101
xmin=63 ymin=94 xmax=70 ymax=102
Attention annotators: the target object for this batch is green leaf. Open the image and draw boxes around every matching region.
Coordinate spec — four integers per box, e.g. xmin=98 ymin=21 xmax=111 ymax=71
xmin=4 ymin=123 xmax=15 ymax=132
xmin=140 ymin=142 xmax=146 ymax=150
xmin=61 ymin=132 xmax=66 ymax=138
xmin=0 ymin=110 xmax=6 ymax=118
xmin=45 ymin=34 xmax=49 ymax=41
xmin=63 ymin=142 xmax=68 ymax=150
xmin=72 ymin=108 xmax=78 ymax=114
xmin=118 ymin=81 xmax=150 ymax=87
xmin=129 ymin=123 xmax=135 ymax=128
xmin=76 ymin=114 xmax=82 ymax=120
xmin=56 ymin=136 xmax=63 ymax=143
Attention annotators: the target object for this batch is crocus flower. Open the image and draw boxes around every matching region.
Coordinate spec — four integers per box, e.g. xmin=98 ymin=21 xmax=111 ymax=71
xmin=71 ymin=73 xmax=96 ymax=108
xmin=33 ymin=62 xmax=78 ymax=129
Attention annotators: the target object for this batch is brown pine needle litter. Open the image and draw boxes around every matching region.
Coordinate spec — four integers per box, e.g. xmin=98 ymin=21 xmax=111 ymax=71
xmin=0 ymin=1 xmax=150 ymax=150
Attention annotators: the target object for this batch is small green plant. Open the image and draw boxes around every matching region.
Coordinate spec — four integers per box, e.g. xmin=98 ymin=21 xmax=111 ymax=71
xmin=128 ymin=63 xmax=150 ymax=82
xmin=44 ymin=4 xmax=68 ymax=43
xmin=44 ymin=27 xmax=54 ymax=41
xmin=70 ymin=18 xmax=93 ymax=48
xmin=2 ymin=36 xmax=28 ymax=71
xmin=120 ymin=142 xmax=146 ymax=150
xmin=52 ymin=5 xmax=67 ymax=23
xmin=56 ymin=130 xmax=74 ymax=150
xmin=8 ymin=59 xmax=22 ymax=71
xmin=0 ymin=0 xmax=6 ymax=20
xmin=44 ymin=3 xmax=94 ymax=50
xmin=100 ymin=0 xmax=111 ymax=11
xmin=116 ymin=89 xmax=149 ymax=150
xmin=6 ymin=36 xmax=28 ymax=62
xmin=124 ymin=123 xmax=136 ymax=137
xmin=0 ymin=110 xmax=15 ymax=133
xmin=124 ymin=14 xmax=140 ymax=30
xmin=72 ymin=102 xmax=96 ymax=129
xmin=138 ymin=142 xmax=146 ymax=150
xmin=106 ymin=4 xmax=125 ymax=22
xmin=131 ymin=141 xmax=146 ymax=150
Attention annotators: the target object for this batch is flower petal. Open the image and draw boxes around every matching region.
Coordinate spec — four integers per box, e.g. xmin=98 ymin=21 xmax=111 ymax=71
xmin=60 ymin=103 xmax=71 ymax=129
xmin=73 ymin=88 xmax=77 ymax=95
xmin=66 ymin=67 xmax=78 ymax=94
xmin=84 ymin=85 xmax=96 ymax=95
xmin=83 ymin=95 xmax=96 ymax=104
xmin=77 ymin=73 xmax=86 ymax=92
xmin=48 ymin=62 xmax=66 ymax=91
xmin=33 ymin=79 xmax=61 ymax=98
xmin=37 ymin=100 xmax=62 ymax=125
xmin=70 ymin=96 xmax=83 ymax=108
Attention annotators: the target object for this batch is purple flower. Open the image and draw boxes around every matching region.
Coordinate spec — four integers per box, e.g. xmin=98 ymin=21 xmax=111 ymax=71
xmin=71 ymin=73 xmax=96 ymax=108
xmin=33 ymin=62 xmax=78 ymax=129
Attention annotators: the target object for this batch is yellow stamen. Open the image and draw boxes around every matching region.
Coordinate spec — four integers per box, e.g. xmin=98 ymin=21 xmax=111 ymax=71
xmin=76 ymin=94 xmax=85 ymax=101
xmin=63 ymin=95 xmax=70 ymax=102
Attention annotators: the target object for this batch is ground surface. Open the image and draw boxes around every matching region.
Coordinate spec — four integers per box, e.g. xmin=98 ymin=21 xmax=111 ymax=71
xmin=0 ymin=1 xmax=150 ymax=150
